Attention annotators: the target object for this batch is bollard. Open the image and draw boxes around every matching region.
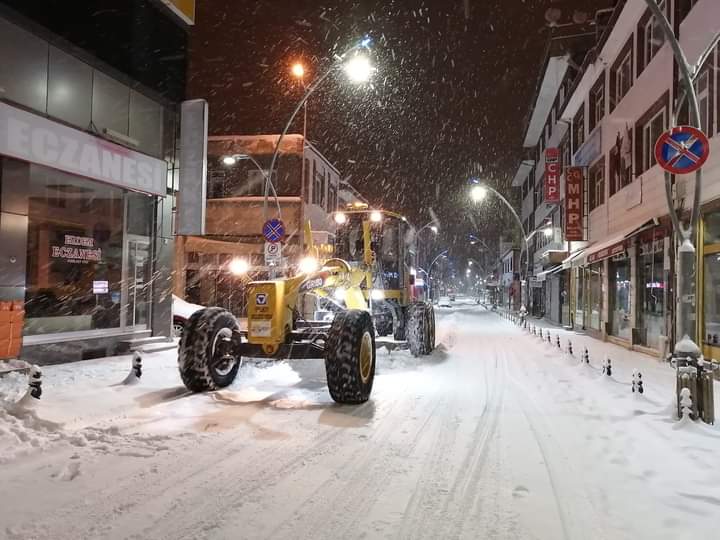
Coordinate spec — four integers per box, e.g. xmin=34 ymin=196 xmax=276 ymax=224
xmin=567 ymin=341 xmax=573 ymax=356
xmin=632 ymin=370 xmax=644 ymax=394
xmin=539 ymin=328 xmax=543 ymax=339
xmin=547 ymin=333 xmax=551 ymax=345
xmin=556 ymin=335 xmax=561 ymax=349
xmin=602 ymin=357 xmax=612 ymax=377
xmin=132 ymin=351 xmax=143 ymax=378
xmin=679 ymin=387 xmax=693 ymax=420
xmin=583 ymin=348 xmax=589 ymax=364
xmin=28 ymin=366 xmax=42 ymax=400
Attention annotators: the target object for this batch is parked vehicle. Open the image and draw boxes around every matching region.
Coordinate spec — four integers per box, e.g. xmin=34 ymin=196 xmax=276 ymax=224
xmin=438 ymin=296 xmax=452 ymax=307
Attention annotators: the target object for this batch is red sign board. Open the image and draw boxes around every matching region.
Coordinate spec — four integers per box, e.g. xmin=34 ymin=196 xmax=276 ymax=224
xmin=565 ymin=167 xmax=584 ymax=241
xmin=586 ymin=241 xmax=626 ymax=264
xmin=544 ymin=148 xmax=561 ymax=204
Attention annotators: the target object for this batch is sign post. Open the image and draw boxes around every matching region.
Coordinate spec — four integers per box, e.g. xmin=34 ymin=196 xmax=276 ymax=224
xmin=264 ymin=241 xmax=282 ymax=266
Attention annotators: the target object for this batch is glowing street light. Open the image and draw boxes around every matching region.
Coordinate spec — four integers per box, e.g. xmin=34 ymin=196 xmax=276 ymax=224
xmin=344 ymin=55 xmax=374 ymax=83
xmin=470 ymin=185 xmax=488 ymax=202
xmin=291 ymin=62 xmax=305 ymax=79
xmin=228 ymin=257 xmax=250 ymax=276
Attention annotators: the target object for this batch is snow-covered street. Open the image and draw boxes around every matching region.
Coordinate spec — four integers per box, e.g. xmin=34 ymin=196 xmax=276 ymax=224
xmin=2 ymin=300 xmax=720 ymax=540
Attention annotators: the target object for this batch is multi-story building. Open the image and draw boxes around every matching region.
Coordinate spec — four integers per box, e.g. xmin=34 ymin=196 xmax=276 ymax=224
xmin=513 ymin=0 xmax=720 ymax=359
xmin=0 ymin=1 xmax=189 ymax=363
xmin=173 ymin=134 xmax=342 ymax=315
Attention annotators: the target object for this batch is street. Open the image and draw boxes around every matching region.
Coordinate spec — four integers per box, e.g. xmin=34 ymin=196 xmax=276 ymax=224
xmin=2 ymin=299 xmax=719 ymax=540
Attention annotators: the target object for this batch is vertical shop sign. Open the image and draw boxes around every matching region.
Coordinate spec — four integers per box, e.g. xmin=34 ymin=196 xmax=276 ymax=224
xmin=565 ymin=167 xmax=584 ymax=241
xmin=544 ymin=148 xmax=560 ymax=203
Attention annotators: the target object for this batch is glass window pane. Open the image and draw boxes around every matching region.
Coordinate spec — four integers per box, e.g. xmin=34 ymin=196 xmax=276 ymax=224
xmin=47 ymin=47 xmax=93 ymax=129
xmin=704 ymin=212 xmax=720 ymax=244
xmin=704 ymin=254 xmax=720 ymax=345
xmin=24 ymin=166 xmax=125 ymax=335
xmin=129 ymin=90 xmax=163 ymax=157
xmin=0 ymin=18 xmax=48 ymax=112
xmin=92 ymin=71 xmax=130 ymax=135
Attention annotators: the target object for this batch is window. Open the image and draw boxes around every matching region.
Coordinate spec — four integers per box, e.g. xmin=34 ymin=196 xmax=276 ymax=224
xmin=616 ymin=50 xmax=632 ymax=105
xmin=328 ymin=183 xmax=337 ymax=211
xmin=640 ymin=0 xmax=666 ymax=72
xmin=573 ymin=105 xmax=585 ymax=150
xmin=642 ymin=109 xmax=666 ymax=172
xmin=589 ymin=158 xmax=605 ymax=211
xmin=695 ymin=70 xmax=710 ymax=133
xmin=313 ymin=166 xmax=322 ymax=205
xmin=589 ymin=75 xmax=605 ymax=132
xmin=303 ymin=159 xmax=312 ymax=203
xmin=609 ymin=128 xmax=632 ymax=196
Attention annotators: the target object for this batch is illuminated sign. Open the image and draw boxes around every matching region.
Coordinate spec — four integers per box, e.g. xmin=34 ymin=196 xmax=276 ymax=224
xmin=544 ymin=148 xmax=560 ymax=204
xmin=51 ymin=235 xmax=102 ymax=264
xmin=565 ymin=167 xmax=584 ymax=241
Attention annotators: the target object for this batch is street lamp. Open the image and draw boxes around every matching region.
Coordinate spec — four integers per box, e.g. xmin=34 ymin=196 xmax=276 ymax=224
xmin=290 ymin=61 xmax=310 ymax=206
xmin=470 ymin=182 xmax=529 ymax=310
xmin=263 ymin=38 xmax=375 ymax=220
xmin=427 ymin=249 xmax=449 ymax=301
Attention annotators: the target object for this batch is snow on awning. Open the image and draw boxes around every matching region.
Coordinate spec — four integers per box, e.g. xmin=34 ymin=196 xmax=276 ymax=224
xmin=523 ymin=55 xmax=569 ymax=148
xmin=511 ymin=160 xmax=535 ymax=187
xmin=561 ymin=249 xmax=588 ymax=269
xmin=535 ymin=265 xmax=564 ymax=282
xmin=583 ymin=225 xmax=639 ymax=265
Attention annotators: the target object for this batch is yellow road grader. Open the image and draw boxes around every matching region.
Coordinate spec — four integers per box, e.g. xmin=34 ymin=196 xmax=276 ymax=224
xmin=177 ymin=206 xmax=436 ymax=404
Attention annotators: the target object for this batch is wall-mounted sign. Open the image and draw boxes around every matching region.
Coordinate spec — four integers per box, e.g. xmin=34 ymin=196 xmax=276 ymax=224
xmin=586 ymin=241 xmax=626 ymax=264
xmin=0 ymin=102 xmax=166 ymax=196
xmin=51 ymin=235 xmax=102 ymax=264
xmin=544 ymin=148 xmax=560 ymax=204
xmin=565 ymin=167 xmax=584 ymax=241
xmin=92 ymin=280 xmax=109 ymax=294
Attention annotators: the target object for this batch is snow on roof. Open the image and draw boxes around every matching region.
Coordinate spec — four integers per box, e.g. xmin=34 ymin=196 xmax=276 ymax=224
xmin=208 ymin=134 xmax=304 ymax=156
xmin=523 ymin=55 xmax=569 ymax=148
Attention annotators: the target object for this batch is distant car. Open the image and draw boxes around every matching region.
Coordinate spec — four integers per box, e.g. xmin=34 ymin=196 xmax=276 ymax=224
xmin=438 ymin=296 xmax=452 ymax=307
xmin=172 ymin=295 xmax=205 ymax=338
xmin=449 ymin=294 xmax=456 ymax=302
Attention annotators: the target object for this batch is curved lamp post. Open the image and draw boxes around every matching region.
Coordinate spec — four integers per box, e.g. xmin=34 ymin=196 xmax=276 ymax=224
xmin=426 ymin=249 xmax=449 ymax=300
xmin=263 ymin=38 xmax=374 ymax=220
xmin=470 ymin=184 xmax=529 ymax=309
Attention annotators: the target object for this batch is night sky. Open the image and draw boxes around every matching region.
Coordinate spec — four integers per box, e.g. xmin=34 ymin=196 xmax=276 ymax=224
xmin=189 ymin=0 xmax=611 ymax=260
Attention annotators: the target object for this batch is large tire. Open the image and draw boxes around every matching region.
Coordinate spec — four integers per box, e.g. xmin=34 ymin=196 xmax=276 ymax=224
xmin=178 ymin=307 xmax=241 ymax=392
xmin=325 ymin=310 xmax=376 ymax=404
xmin=393 ymin=306 xmax=406 ymax=341
xmin=407 ymin=303 xmax=426 ymax=357
xmin=425 ymin=303 xmax=436 ymax=352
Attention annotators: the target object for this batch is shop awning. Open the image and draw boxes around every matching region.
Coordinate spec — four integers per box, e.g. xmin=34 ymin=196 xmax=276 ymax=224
xmin=535 ymin=265 xmax=564 ymax=282
xmin=583 ymin=224 xmax=642 ymax=264
xmin=562 ymin=249 xmax=588 ymax=269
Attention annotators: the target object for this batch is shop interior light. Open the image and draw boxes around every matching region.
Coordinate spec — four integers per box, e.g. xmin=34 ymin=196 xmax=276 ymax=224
xmin=370 ymin=211 xmax=383 ymax=223
xmin=543 ymin=227 xmax=553 ymax=237
xmin=334 ymin=212 xmax=347 ymax=225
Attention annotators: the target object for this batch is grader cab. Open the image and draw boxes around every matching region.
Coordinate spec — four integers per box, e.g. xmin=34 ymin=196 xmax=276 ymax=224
xmin=177 ymin=206 xmax=436 ymax=404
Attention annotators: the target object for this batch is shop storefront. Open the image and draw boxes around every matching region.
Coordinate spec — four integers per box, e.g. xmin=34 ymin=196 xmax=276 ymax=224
xmin=608 ymin=251 xmax=632 ymax=342
xmin=699 ymin=210 xmax=720 ymax=361
xmin=587 ymin=261 xmax=604 ymax=333
xmin=0 ymin=100 xmax=172 ymax=362
xmin=635 ymin=229 xmax=668 ymax=351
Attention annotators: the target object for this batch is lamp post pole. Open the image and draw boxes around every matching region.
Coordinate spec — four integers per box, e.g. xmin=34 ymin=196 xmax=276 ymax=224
xmin=427 ymin=250 xmax=448 ymax=301
xmin=471 ymin=184 xmax=529 ymax=311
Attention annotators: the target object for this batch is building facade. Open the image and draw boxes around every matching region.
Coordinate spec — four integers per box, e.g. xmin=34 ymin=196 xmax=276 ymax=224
xmin=173 ymin=134 xmax=342 ymax=316
xmin=0 ymin=2 xmax=187 ymax=363
xmin=513 ymin=0 xmax=719 ymax=359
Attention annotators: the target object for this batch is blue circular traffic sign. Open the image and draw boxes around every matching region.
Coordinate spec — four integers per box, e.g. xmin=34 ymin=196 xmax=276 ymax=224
xmin=655 ymin=125 xmax=710 ymax=175
xmin=263 ymin=218 xmax=285 ymax=243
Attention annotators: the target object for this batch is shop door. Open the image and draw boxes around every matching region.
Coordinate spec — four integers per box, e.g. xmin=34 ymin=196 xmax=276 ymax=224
xmin=126 ymin=237 xmax=152 ymax=328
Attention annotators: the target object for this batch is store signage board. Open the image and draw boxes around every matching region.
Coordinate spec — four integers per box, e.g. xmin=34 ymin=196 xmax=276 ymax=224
xmin=544 ymin=147 xmax=561 ymax=204
xmin=586 ymin=241 xmax=626 ymax=264
xmin=92 ymin=280 xmax=109 ymax=294
xmin=51 ymin=234 xmax=102 ymax=264
xmin=264 ymin=241 xmax=282 ymax=265
xmin=262 ymin=219 xmax=285 ymax=243
xmin=565 ymin=167 xmax=584 ymax=241
xmin=654 ymin=125 xmax=709 ymax=175
xmin=0 ymin=101 xmax=166 ymax=196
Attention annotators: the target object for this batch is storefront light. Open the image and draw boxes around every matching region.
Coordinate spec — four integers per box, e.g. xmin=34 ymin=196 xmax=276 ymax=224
xmin=334 ymin=212 xmax=347 ymax=225
xmin=222 ymin=155 xmax=237 ymax=166
xmin=228 ymin=257 xmax=250 ymax=275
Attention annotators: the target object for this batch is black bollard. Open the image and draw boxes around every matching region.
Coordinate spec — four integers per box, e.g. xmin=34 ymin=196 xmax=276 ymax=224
xmin=556 ymin=335 xmax=561 ymax=348
xmin=29 ymin=366 xmax=42 ymax=400
xmin=568 ymin=341 xmax=573 ymax=356
xmin=132 ymin=351 xmax=143 ymax=378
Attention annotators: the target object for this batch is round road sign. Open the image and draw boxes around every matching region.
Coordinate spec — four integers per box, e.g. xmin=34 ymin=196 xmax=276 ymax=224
xmin=262 ymin=218 xmax=285 ymax=243
xmin=654 ymin=125 xmax=710 ymax=175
